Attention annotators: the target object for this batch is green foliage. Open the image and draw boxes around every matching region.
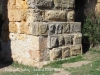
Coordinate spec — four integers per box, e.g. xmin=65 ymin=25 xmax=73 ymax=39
xmin=82 ymin=11 xmax=100 ymax=47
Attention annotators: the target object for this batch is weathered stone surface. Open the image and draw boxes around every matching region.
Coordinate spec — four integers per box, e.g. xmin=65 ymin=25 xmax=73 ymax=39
xmin=32 ymin=22 xmax=39 ymax=35
xmin=45 ymin=10 xmax=66 ymax=21
xmin=58 ymin=35 xmax=64 ymax=46
xmin=48 ymin=23 xmax=56 ymax=35
xmin=29 ymin=50 xmax=40 ymax=61
xmin=8 ymin=9 xmax=15 ymax=21
xmin=9 ymin=33 xmax=17 ymax=41
xmin=62 ymin=46 xmax=70 ymax=58
xmin=39 ymin=23 xmax=48 ymax=35
xmin=8 ymin=0 xmax=16 ymax=9
xmin=73 ymin=33 xmax=82 ymax=45
xmin=17 ymin=34 xmax=27 ymax=40
xmin=63 ymin=22 xmax=70 ymax=33
xmin=16 ymin=0 xmax=27 ymax=9
xmin=26 ymin=9 xmax=44 ymax=22
xmin=39 ymin=36 xmax=48 ymax=62
xmin=1 ymin=0 xmax=82 ymax=67
xmin=9 ymin=22 xmax=17 ymax=33
xmin=47 ymin=35 xmax=58 ymax=48
xmin=50 ymin=48 xmax=62 ymax=60
xmin=70 ymin=22 xmax=81 ymax=33
xmin=27 ymin=0 xmax=53 ymax=9
xmin=54 ymin=0 xmax=74 ymax=9
xmin=67 ymin=11 xmax=75 ymax=22
xmin=55 ymin=24 xmax=63 ymax=34
xmin=63 ymin=34 xmax=73 ymax=46
xmin=70 ymin=45 xmax=82 ymax=56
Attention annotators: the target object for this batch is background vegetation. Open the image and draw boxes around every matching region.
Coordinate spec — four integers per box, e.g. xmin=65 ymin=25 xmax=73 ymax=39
xmin=82 ymin=0 xmax=100 ymax=48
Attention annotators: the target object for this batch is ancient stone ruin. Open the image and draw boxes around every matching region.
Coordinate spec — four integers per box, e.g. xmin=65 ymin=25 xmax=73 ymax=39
xmin=1 ymin=0 xmax=82 ymax=67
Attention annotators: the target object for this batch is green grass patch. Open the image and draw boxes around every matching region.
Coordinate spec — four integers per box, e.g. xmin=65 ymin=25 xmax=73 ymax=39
xmin=66 ymin=60 xmax=100 ymax=75
xmin=44 ymin=55 xmax=83 ymax=68
xmin=1 ymin=62 xmax=54 ymax=75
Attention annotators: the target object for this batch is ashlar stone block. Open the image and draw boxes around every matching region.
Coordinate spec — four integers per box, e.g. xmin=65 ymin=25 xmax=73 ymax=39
xmin=9 ymin=22 xmax=17 ymax=33
xmin=47 ymin=35 xmax=58 ymax=48
xmin=50 ymin=48 xmax=62 ymax=60
xmin=35 ymin=0 xmax=53 ymax=9
xmin=63 ymin=34 xmax=73 ymax=46
xmin=70 ymin=45 xmax=82 ymax=56
xmin=54 ymin=0 xmax=74 ymax=9
xmin=67 ymin=10 xmax=75 ymax=22
xmin=26 ymin=9 xmax=44 ymax=22
xmin=62 ymin=46 xmax=70 ymax=58
xmin=63 ymin=22 xmax=70 ymax=33
xmin=8 ymin=0 xmax=16 ymax=9
xmin=70 ymin=22 xmax=81 ymax=33
xmin=55 ymin=24 xmax=63 ymax=34
xmin=45 ymin=10 xmax=66 ymax=22
xmin=17 ymin=34 xmax=27 ymax=41
xmin=38 ymin=22 xmax=48 ymax=36
xmin=8 ymin=9 xmax=15 ymax=21
xmin=48 ymin=23 xmax=56 ymax=35
xmin=58 ymin=35 xmax=64 ymax=46
xmin=32 ymin=22 xmax=48 ymax=36
xmin=73 ymin=33 xmax=82 ymax=45
xmin=27 ymin=0 xmax=53 ymax=9
xmin=16 ymin=0 xmax=27 ymax=9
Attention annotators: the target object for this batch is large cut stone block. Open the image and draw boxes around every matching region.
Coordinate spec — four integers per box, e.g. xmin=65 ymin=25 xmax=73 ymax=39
xmin=62 ymin=46 xmax=70 ymax=58
xmin=45 ymin=10 xmax=66 ymax=22
xmin=63 ymin=22 xmax=70 ymax=33
xmin=17 ymin=34 xmax=27 ymax=40
xmin=8 ymin=0 xmax=16 ymax=9
xmin=48 ymin=23 xmax=56 ymax=35
xmin=27 ymin=0 xmax=53 ymax=9
xmin=58 ymin=35 xmax=64 ymax=46
xmin=8 ymin=9 xmax=15 ymax=21
xmin=67 ymin=10 xmax=75 ymax=22
xmin=54 ymin=0 xmax=75 ymax=9
xmin=9 ymin=22 xmax=17 ymax=33
xmin=48 ymin=22 xmax=64 ymax=35
xmin=73 ymin=33 xmax=82 ymax=45
xmin=29 ymin=50 xmax=40 ymax=61
xmin=70 ymin=45 xmax=82 ymax=56
xmin=26 ymin=9 xmax=44 ymax=22
xmin=63 ymin=34 xmax=73 ymax=46
xmin=50 ymin=48 xmax=62 ymax=60
xmin=47 ymin=35 xmax=58 ymax=48
xmin=16 ymin=0 xmax=27 ymax=9
xmin=32 ymin=22 xmax=48 ymax=36
xmin=70 ymin=22 xmax=81 ymax=33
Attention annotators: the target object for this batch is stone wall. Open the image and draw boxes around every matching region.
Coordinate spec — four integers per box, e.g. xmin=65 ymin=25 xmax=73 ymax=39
xmin=1 ymin=0 xmax=82 ymax=67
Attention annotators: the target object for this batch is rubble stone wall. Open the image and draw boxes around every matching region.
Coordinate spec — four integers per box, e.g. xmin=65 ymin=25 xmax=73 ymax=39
xmin=1 ymin=0 xmax=82 ymax=67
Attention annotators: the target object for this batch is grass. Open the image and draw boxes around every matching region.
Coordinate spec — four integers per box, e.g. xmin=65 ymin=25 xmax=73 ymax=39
xmin=65 ymin=60 xmax=100 ymax=75
xmin=64 ymin=49 xmax=100 ymax=75
xmin=1 ymin=62 xmax=54 ymax=75
xmin=1 ymin=48 xmax=100 ymax=75
xmin=44 ymin=55 xmax=83 ymax=68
